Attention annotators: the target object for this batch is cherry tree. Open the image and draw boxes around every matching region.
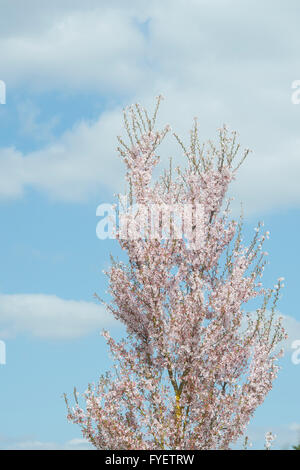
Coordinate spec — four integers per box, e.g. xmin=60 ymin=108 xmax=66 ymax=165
xmin=65 ymin=97 xmax=286 ymax=450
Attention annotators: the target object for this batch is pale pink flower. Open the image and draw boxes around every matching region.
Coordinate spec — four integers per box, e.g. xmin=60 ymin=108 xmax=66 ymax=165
xmin=66 ymin=98 xmax=286 ymax=450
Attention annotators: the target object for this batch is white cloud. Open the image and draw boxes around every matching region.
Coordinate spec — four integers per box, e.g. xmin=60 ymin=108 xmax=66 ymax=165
xmin=17 ymin=99 xmax=59 ymax=142
xmin=0 ymin=293 xmax=118 ymax=339
xmin=0 ymin=3 xmax=148 ymax=94
xmin=0 ymin=107 xmax=126 ymax=201
xmin=1 ymin=98 xmax=300 ymax=215
xmin=0 ymin=289 xmax=298 ymax=348
xmin=289 ymin=422 xmax=300 ymax=432
xmin=0 ymin=436 xmax=92 ymax=450
xmin=1 ymin=0 xmax=300 ymax=213
xmin=67 ymin=437 xmax=91 ymax=447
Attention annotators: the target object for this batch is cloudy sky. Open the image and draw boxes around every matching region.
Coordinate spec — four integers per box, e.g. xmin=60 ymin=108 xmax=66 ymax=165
xmin=0 ymin=0 xmax=299 ymax=450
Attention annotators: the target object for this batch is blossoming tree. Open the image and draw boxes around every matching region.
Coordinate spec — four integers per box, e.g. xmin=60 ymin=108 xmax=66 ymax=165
xmin=65 ymin=97 xmax=286 ymax=450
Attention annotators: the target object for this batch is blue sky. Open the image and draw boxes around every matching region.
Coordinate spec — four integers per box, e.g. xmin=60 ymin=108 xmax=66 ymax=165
xmin=0 ymin=0 xmax=299 ymax=450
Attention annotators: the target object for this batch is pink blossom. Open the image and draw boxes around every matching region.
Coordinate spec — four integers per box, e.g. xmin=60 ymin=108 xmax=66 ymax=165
xmin=66 ymin=98 xmax=286 ymax=450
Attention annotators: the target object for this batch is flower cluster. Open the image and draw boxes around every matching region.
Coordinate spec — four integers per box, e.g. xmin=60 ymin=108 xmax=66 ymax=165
xmin=66 ymin=97 xmax=286 ymax=450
